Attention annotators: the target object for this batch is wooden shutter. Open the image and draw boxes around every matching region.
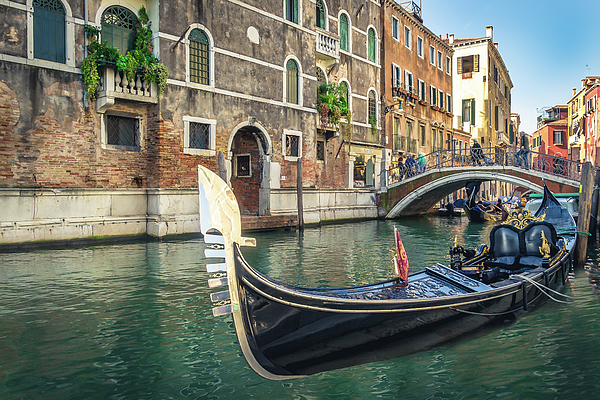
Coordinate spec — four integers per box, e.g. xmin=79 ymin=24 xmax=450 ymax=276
xmin=474 ymin=55 xmax=479 ymax=72
xmin=457 ymin=57 xmax=462 ymax=74
xmin=470 ymin=99 xmax=476 ymax=123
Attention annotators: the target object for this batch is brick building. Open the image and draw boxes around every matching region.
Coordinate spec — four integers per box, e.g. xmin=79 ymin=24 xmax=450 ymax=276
xmin=0 ymin=0 xmax=380 ymax=247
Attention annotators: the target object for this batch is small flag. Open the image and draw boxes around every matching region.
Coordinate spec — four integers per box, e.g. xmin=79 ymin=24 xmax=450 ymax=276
xmin=394 ymin=227 xmax=409 ymax=283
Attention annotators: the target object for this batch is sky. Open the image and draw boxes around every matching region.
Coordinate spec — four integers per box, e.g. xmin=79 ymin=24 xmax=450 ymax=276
xmin=419 ymin=0 xmax=600 ymax=134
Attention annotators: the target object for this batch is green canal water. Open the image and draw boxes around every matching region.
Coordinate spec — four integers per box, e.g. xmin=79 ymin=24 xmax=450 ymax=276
xmin=2 ymin=217 xmax=600 ymax=399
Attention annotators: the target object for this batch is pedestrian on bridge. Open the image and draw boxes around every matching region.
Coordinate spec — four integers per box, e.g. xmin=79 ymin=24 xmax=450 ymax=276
xmin=515 ymin=133 xmax=530 ymax=169
xmin=471 ymin=139 xmax=483 ymax=166
xmin=417 ymin=153 xmax=426 ymax=174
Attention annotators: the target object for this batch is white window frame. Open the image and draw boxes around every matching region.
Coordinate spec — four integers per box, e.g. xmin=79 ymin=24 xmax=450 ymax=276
xmin=417 ymin=36 xmax=423 ymax=58
xmin=367 ymin=88 xmax=379 ymax=127
xmin=338 ymin=10 xmax=352 ymax=53
xmin=100 ymin=110 xmax=144 ymax=151
xmin=392 ymin=16 xmax=399 ymax=41
xmin=430 ymin=85 xmax=437 ymax=106
xmin=183 ymin=116 xmax=217 ymax=156
xmin=392 ymin=63 xmax=402 ymax=88
xmin=283 ymin=129 xmax=303 ymax=161
xmin=185 ymin=24 xmax=216 ymax=88
xmin=27 ymin=0 xmax=76 ymax=68
xmin=429 ymin=45 xmax=435 ymax=65
xmin=339 ymin=77 xmax=352 ymax=116
xmin=404 ymin=25 xmax=411 ymax=50
xmin=404 ymin=70 xmax=414 ymax=93
xmin=554 ymin=130 xmax=564 ymax=145
xmin=446 ymin=94 xmax=452 ymax=113
xmin=418 ymin=79 xmax=426 ymax=101
xmin=283 ymin=55 xmax=303 ymax=106
xmin=284 ymin=0 xmax=303 ymax=26
xmin=439 ymin=89 xmax=444 ymax=109
xmin=437 ymin=50 xmax=443 ymax=70
xmin=446 ymin=56 xmax=451 ymax=74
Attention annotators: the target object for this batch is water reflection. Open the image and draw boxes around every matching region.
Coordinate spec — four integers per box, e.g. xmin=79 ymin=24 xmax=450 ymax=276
xmin=1 ymin=217 xmax=600 ymax=399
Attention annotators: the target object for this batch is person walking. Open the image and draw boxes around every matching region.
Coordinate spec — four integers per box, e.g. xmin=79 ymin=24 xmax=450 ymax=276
xmin=516 ymin=133 xmax=530 ymax=169
xmin=471 ymin=139 xmax=483 ymax=166
xmin=417 ymin=153 xmax=426 ymax=174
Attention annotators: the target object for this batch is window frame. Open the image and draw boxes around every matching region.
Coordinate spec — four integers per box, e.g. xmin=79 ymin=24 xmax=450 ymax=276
xmin=418 ymin=79 xmax=426 ymax=102
xmin=430 ymin=85 xmax=437 ymax=106
xmin=283 ymin=129 xmax=303 ymax=161
xmin=284 ymin=56 xmax=302 ymax=105
xmin=392 ymin=16 xmax=399 ymax=41
xmin=554 ymin=130 xmax=564 ymax=145
xmin=339 ymin=11 xmax=350 ymax=52
xmin=285 ymin=0 xmax=300 ymax=25
xmin=429 ymin=45 xmax=435 ymax=65
xmin=367 ymin=89 xmax=378 ymax=127
xmin=316 ymin=0 xmax=327 ymax=30
xmin=404 ymin=25 xmax=411 ymax=50
xmin=234 ymin=154 xmax=252 ymax=177
xmin=392 ymin=63 xmax=402 ymax=89
xmin=367 ymin=26 xmax=377 ymax=63
xmin=316 ymin=140 xmax=325 ymax=162
xmin=446 ymin=56 xmax=451 ymax=74
xmin=185 ymin=24 xmax=215 ymax=88
xmin=417 ymin=36 xmax=423 ymax=58
xmin=101 ymin=111 xmax=144 ymax=151
xmin=404 ymin=70 xmax=414 ymax=94
xmin=183 ymin=116 xmax=217 ymax=156
xmin=100 ymin=5 xmax=139 ymax=55
xmin=28 ymin=0 xmax=76 ymax=68
xmin=437 ymin=50 xmax=443 ymax=70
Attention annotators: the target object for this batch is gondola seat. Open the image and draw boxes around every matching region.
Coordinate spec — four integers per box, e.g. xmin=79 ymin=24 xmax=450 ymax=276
xmin=484 ymin=221 xmax=559 ymax=270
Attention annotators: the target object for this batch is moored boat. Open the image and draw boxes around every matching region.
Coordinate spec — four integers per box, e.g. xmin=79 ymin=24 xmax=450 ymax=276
xmin=199 ymin=166 xmax=576 ymax=380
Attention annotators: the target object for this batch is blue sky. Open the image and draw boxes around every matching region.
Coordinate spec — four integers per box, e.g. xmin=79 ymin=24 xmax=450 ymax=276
xmin=420 ymin=0 xmax=600 ymax=134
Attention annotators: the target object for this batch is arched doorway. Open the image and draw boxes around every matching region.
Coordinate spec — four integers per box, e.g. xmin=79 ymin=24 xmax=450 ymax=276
xmin=228 ymin=122 xmax=272 ymax=215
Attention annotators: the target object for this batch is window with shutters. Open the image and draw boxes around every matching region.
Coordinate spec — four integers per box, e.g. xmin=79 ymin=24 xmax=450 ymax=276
xmin=33 ymin=0 xmax=66 ymax=63
xmin=554 ymin=131 xmax=565 ymax=145
xmin=418 ymin=80 xmax=426 ymax=101
xmin=367 ymin=28 xmax=376 ymax=62
xmin=446 ymin=94 xmax=452 ymax=113
xmin=430 ymin=86 xmax=437 ymax=106
xmin=462 ymin=99 xmax=475 ymax=125
xmin=286 ymin=59 xmax=299 ymax=104
xmin=316 ymin=0 xmax=326 ymax=29
xmin=339 ymin=13 xmax=349 ymax=51
xmin=405 ymin=71 xmax=414 ymax=93
xmin=101 ymin=6 xmax=139 ymax=55
xmin=286 ymin=0 xmax=299 ymax=24
xmin=457 ymin=55 xmax=479 ymax=76
xmin=392 ymin=64 xmax=402 ymax=88
xmin=189 ymin=28 xmax=210 ymax=85
xmin=420 ymin=124 xmax=425 ymax=146
xmin=495 ymin=105 xmax=499 ymax=130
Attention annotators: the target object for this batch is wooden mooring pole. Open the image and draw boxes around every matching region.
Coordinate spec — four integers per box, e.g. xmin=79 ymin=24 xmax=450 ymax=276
xmin=589 ymin=168 xmax=600 ymax=240
xmin=297 ymin=158 xmax=304 ymax=231
xmin=576 ymin=162 xmax=594 ymax=266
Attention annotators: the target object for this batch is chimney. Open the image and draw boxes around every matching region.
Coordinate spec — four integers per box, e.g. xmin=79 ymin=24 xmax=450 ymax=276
xmin=449 ymin=34 xmax=454 ymax=44
xmin=573 ymin=88 xmax=577 ymax=96
xmin=486 ymin=26 xmax=493 ymax=40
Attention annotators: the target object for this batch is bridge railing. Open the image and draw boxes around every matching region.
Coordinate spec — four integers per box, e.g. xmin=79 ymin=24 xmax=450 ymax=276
xmin=383 ymin=146 xmax=583 ymax=186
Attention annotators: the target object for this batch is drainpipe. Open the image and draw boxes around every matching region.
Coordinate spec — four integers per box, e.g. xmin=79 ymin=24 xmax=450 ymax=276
xmin=83 ymin=0 xmax=89 ymax=109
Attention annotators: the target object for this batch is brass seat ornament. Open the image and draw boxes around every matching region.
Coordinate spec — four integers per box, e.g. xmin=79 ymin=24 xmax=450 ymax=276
xmin=502 ymin=209 xmax=545 ymax=229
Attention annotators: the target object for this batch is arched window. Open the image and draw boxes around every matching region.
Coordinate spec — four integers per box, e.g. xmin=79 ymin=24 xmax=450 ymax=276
xmin=33 ymin=0 xmax=65 ymax=63
xmin=286 ymin=59 xmax=299 ymax=104
xmin=101 ymin=6 xmax=139 ymax=55
xmin=367 ymin=28 xmax=376 ymax=63
xmin=339 ymin=13 xmax=349 ymax=52
xmin=316 ymin=0 xmax=326 ymax=30
xmin=368 ymin=90 xmax=377 ymax=125
xmin=339 ymin=81 xmax=349 ymax=105
xmin=286 ymin=0 xmax=298 ymax=24
xmin=316 ymin=66 xmax=327 ymax=87
xmin=189 ymin=28 xmax=210 ymax=85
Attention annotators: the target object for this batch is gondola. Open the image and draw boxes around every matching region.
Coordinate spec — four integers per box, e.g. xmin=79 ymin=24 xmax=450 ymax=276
xmin=199 ymin=166 xmax=576 ymax=380
xmin=463 ymin=181 xmax=503 ymax=222
xmin=438 ymin=199 xmax=466 ymax=217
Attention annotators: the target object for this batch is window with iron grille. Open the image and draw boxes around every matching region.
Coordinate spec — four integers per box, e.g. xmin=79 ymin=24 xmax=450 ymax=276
xmin=316 ymin=141 xmax=325 ymax=161
xmin=367 ymin=28 xmax=376 ymax=62
xmin=106 ymin=115 xmax=139 ymax=148
xmin=286 ymin=59 xmax=299 ymax=104
xmin=236 ymin=154 xmax=251 ymax=177
xmin=189 ymin=122 xmax=210 ymax=149
xmin=286 ymin=135 xmax=300 ymax=157
xmin=339 ymin=13 xmax=349 ymax=51
xmin=368 ymin=91 xmax=376 ymax=125
xmin=101 ymin=6 xmax=139 ymax=55
xmin=33 ymin=0 xmax=66 ymax=63
xmin=316 ymin=67 xmax=326 ymax=87
xmin=189 ymin=29 xmax=210 ymax=85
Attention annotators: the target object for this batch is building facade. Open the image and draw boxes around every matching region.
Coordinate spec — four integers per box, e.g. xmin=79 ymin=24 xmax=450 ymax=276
xmin=380 ymin=0 xmax=454 ymax=175
xmin=0 ymin=0 xmax=381 ymax=247
xmin=532 ymin=105 xmax=568 ymax=159
xmin=447 ymin=26 xmax=512 ymax=149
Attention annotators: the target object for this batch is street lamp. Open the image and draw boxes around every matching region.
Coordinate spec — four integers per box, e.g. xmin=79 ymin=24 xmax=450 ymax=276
xmin=384 ymin=100 xmax=403 ymax=114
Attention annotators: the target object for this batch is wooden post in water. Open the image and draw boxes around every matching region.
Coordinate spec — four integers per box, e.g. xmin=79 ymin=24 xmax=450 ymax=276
xmin=576 ymin=162 xmax=594 ymax=266
xmin=590 ymin=168 xmax=600 ymax=239
xmin=297 ymin=158 xmax=304 ymax=230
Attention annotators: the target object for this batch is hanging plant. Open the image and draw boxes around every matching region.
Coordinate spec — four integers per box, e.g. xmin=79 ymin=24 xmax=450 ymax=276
xmin=317 ymin=82 xmax=350 ymax=133
xmin=81 ymin=6 xmax=169 ymax=100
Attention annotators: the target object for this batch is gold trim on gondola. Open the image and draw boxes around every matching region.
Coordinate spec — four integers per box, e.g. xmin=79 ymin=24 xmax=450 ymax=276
xmin=502 ymin=209 xmax=545 ymax=229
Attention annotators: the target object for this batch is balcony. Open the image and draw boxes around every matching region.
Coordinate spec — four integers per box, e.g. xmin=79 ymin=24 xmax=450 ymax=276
xmin=96 ymin=65 xmax=158 ymax=113
xmin=316 ymin=28 xmax=340 ymax=66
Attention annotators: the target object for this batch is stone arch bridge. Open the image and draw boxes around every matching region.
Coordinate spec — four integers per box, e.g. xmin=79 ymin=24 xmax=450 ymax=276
xmin=381 ymin=164 xmax=581 ymax=219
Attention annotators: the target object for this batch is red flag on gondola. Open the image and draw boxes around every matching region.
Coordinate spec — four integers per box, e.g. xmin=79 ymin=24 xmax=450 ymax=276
xmin=394 ymin=227 xmax=409 ymax=284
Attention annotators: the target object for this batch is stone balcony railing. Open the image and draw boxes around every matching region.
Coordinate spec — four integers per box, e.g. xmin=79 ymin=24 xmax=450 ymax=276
xmin=96 ymin=65 xmax=158 ymax=113
xmin=316 ymin=28 xmax=340 ymax=62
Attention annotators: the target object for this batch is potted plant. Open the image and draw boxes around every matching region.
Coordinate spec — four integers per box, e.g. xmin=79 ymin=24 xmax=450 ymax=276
xmin=81 ymin=6 xmax=169 ymax=101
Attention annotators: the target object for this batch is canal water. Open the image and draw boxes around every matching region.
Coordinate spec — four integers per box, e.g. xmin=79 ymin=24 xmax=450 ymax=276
xmin=2 ymin=217 xmax=600 ymax=399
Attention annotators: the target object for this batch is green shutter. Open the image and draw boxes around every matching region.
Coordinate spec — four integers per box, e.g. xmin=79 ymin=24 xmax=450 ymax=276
xmin=471 ymin=99 xmax=476 ymax=123
xmin=33 ymin=0 xmax=66 ymax=63
xmin=340 ymin=14 xmax=348 ymax=51
xmin=368 ymin=28 xmax=375 ymax=62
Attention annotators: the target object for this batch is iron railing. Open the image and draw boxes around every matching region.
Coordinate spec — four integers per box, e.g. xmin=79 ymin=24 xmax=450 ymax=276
xmin=383 ymin=146 xmax=583 ymax=187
